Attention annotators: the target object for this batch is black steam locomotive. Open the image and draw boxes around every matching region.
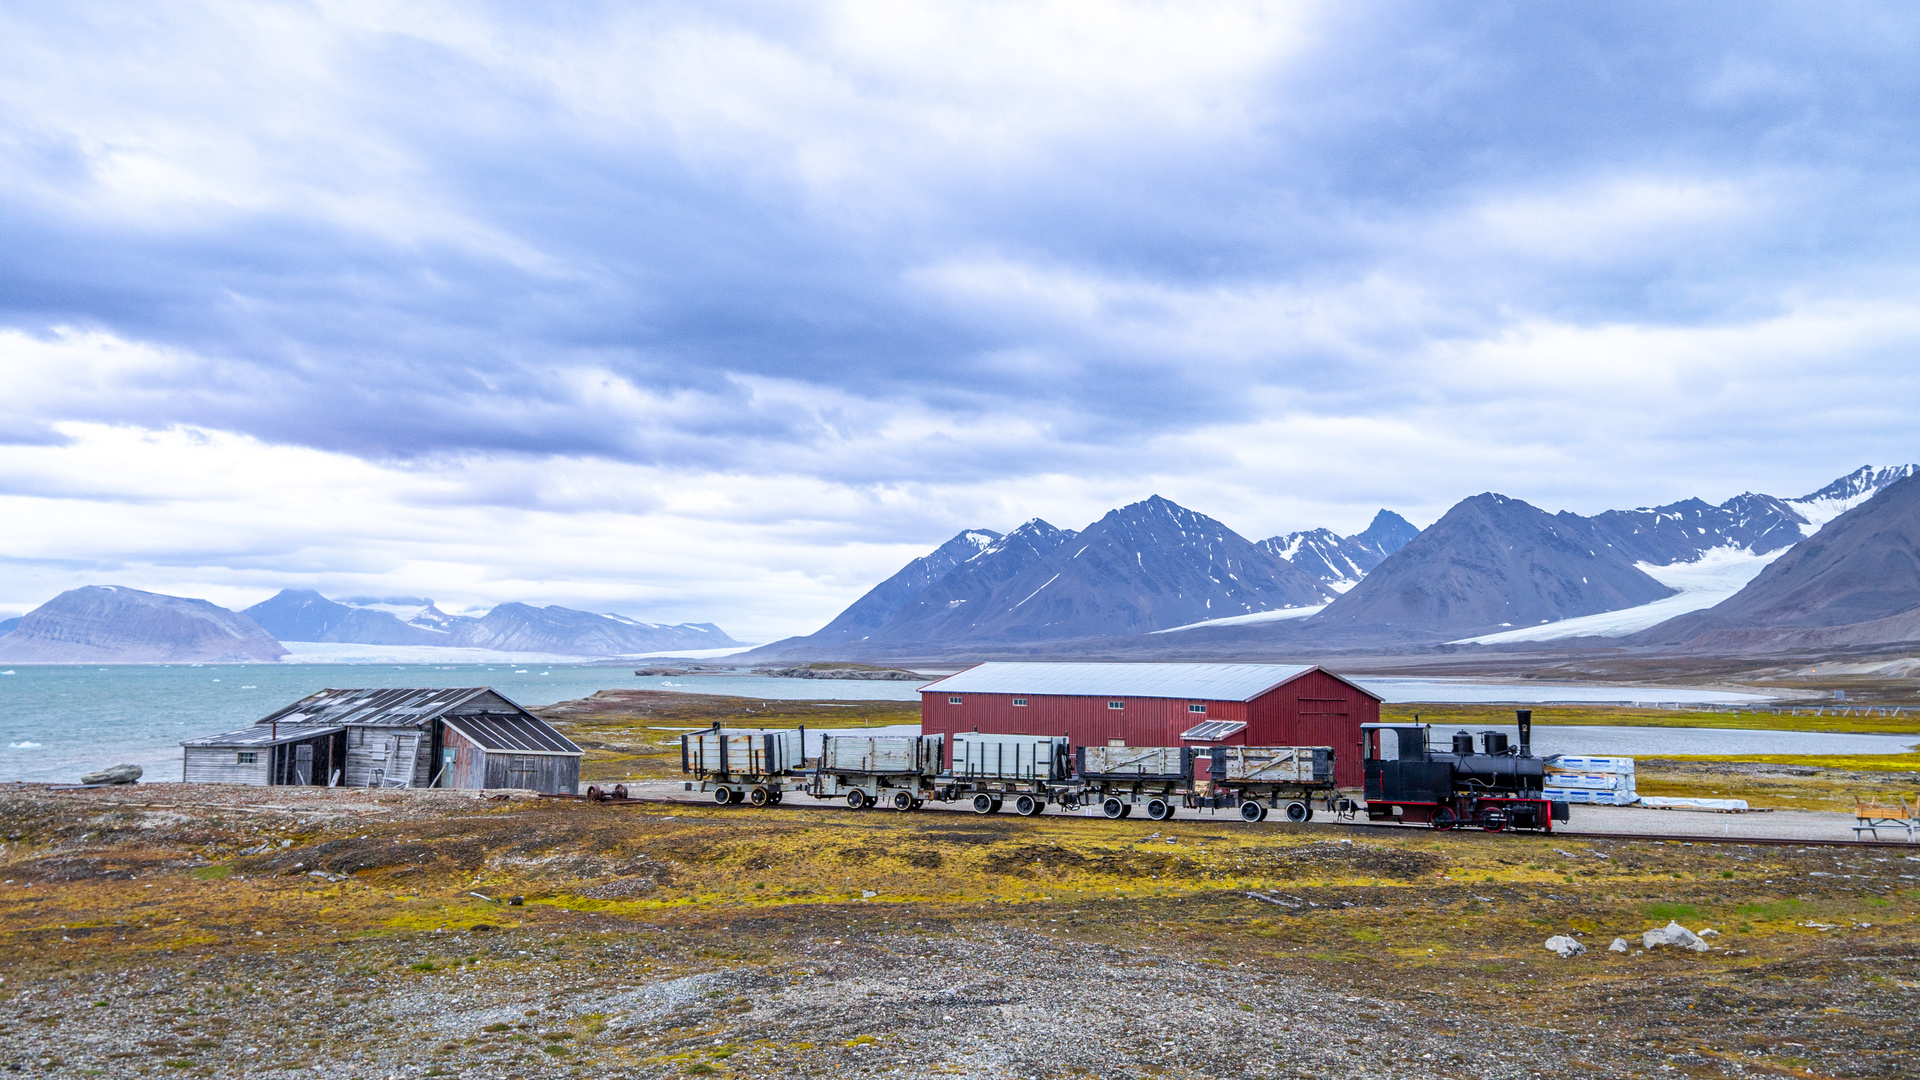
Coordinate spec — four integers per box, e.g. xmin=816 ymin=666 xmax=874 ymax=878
xmin=1361 ymin=709 xmax=1570 ymax=832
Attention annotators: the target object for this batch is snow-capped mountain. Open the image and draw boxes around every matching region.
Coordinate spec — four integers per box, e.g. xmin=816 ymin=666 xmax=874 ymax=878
xmin=1786 ymin=465 xmax=1919 ymax=528
xmin=1306 ymin=494 xmax=1676 ymax=641
xmin=756 ymin=528 xmax=1005 ymax=653
xmin=749 ymin=496 xmax=1331 ymax=658
xmin=1633 ymin=471 xmax=1920 ymax=652
xmin=1258 ymin=510 xmax=1420 ymax=589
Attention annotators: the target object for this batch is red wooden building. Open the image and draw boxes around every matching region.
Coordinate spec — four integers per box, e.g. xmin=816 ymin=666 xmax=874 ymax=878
xmin=919 ymin=662 xmax=1380 ymax=788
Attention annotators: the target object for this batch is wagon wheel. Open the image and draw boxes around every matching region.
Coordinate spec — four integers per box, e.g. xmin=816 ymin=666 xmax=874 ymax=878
xmin=586 ymin=785 xmax=604 ymax=802
xmin=1238 ymin=801 xmax=1265 ymax=823
xmin=1283 ymin=801 xmax=1310 ymax=823
xmin=747 ymin=786 xmax=769 ymax=807
xmin=891 ymin=790 xmax=915 ymax=811
xmin=1145 ymin=798 xmax=1171 ymax=821
xmin=1431 ymin=806 xmax=1457 ymax=831
xmin=611 ymin=784 xmax=629 ymax=800
xmin=1014 ymin=794 xmax=1041 ymax=816
xmin=1101 ymin=797 xmax=1126 ymax=819
xmin=712 ymin=787 xmax=733 ymax=806
xmin=846 ymin=789 xmax=868 ymax=810
xmin=971 ymin=793 xmax=996 ymax=814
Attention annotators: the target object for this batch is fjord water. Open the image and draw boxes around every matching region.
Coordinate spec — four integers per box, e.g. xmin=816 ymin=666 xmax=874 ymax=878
xmin=0 ymin=664 xmax=928 ymax=784
xmin=3 ymin=665 xmax=1911 ymax=785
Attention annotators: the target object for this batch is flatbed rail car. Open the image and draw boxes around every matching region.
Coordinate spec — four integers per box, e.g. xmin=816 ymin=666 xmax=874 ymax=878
xmin=682 ymin=726 xmax=806 ymax=806
xmin=949 ymin=732 xmax=1071 ymax=816
xmin=810 ymin=733 xmax=945 ymax=810
xmin=1362 ymin=711 xmax=1570 ymax=832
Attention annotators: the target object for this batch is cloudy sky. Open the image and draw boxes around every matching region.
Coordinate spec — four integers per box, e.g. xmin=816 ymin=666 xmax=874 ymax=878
xmin=3 ymin=1 xmax=1917 ymax=640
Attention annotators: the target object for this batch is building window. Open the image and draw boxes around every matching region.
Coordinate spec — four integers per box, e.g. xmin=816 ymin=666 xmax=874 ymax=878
xmin=949 ymin=696 xmax=963 ymax=705
xmin=1108 ymin=701 xmax=1124 ymax=710
xmin=236 ymin=752 xmax=257 ymax=764
xmin=1189 ymin=704 xmax=1207 ymax=713
xmin=1012 ymin=698 xmax=1027 ymax=707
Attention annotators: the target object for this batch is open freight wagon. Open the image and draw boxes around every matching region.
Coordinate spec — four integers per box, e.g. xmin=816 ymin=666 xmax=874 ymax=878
xmin=1064 ymin=744 xmax=1336 ymax=821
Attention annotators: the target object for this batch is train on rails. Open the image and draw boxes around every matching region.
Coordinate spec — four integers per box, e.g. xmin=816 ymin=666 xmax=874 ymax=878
xmin=662 ymin=709 xmax=1570 ymax=831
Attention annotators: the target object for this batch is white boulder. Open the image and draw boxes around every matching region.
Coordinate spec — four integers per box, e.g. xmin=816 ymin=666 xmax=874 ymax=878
xmin=1544 ymin=935 xmax=1587 ymax=957
xmin=1642 ymin=921 xmax=1709 ymax=952
xmin=1608 ymin=938 xmax=1628 ymax=953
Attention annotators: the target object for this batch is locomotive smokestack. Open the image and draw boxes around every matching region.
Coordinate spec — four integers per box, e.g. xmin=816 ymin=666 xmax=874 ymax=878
xmin=1515 ymin=709 xmax=1532 ymax=757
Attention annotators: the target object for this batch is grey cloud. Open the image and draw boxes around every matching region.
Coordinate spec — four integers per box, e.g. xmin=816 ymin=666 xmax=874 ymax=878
xmin=0 ymin=2 xmax=1917 ymax=495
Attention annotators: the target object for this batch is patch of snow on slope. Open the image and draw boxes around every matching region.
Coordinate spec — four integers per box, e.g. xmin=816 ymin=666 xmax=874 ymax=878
xmin=1451 ymin=546 xmax=1786 ymax=644
xmin=1152 ymin=604 xmax=1330 ymax=634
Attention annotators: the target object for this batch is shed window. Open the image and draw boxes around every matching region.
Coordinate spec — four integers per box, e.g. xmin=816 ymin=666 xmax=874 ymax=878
xmin=1012 ymin=698 xmax=1028 ymax=707
xmin=236 ymin=751 xmax=257 ymax=764
xmin=949 ymin=696 xmax=963 ymax=705
xmin=1189 ymin=704 xmax=1207 ymax=713
xmin=1108 ymin=701 xmax=1124 ymax=710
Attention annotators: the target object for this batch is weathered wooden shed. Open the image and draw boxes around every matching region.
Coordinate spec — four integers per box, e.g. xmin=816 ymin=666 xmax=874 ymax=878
xmin=918 ymin=662 xmax=1381 ymax=788
xmin=179 ymin=686 xmax=583 ymax=794
xmin=181 ymin=723 xmax=347 ymax=786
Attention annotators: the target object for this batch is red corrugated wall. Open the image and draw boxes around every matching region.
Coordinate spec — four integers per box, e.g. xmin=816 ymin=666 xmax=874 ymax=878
xmin=919 ymin=668 xmax=1376 ymax=788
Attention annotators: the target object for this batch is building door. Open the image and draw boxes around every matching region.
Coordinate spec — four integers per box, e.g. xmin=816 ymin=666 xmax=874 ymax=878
xmin=439 ymin=747 xmax=456 ymax=787
xmin=293 ymin=744 xmax=313 ymax=785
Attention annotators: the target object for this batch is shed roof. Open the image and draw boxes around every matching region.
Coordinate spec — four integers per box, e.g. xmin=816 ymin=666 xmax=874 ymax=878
xmin=182 ymin=723 xmax=345 ymax=749
xmin=254 ymin=687 xmax=514 ymax=728
xmin=922 ymin=662 xmax=1380 ymax=703
xmin=442 ymin=712 xmax=582 ymax=756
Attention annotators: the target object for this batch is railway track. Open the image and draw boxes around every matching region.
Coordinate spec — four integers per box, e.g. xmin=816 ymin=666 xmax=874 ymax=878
xmin=543 ymin=789 xmax=1920 ymax=851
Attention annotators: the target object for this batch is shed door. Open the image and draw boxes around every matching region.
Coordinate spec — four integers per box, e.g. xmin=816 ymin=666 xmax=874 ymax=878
xmin=293 ymin=744 xmax=313 ymax=785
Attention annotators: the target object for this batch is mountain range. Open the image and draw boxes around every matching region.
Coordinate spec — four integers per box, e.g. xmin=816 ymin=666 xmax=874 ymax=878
xmin=0 ymin=586 xmax=739 ymax=663
xmin=750 ymin=464 xmax=1920 ymax=659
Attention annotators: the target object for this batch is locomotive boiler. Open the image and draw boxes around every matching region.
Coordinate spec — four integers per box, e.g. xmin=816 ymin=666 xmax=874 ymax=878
xmin=1361 ymin=710 xmax=1570 ymax=832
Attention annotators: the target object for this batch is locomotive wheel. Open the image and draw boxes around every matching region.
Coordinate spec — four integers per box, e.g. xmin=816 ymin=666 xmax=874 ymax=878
xmin=1431 ymin=806 xmax=1456 ymax=831
xmin=890 ymin=790 xmax=915 ymax=811
xmin=1145 ymin=798 xmax=1171 ymax=821
xmin=1238 ymin=800 xmax=1266 ymax=823
xmin=1283 ymin=800 xmax=1310 ymax=823
xmin=846 ymin=789 xmax=868 ymax=810
xmin=1014 ymin=794 xmax=1040 ymax=816
xmin=712 ymin=787 xmax=733 ymax=806
xmin=971 ymin=793 xmax=996 ymax=814
xmin=1101 ymin=797 xmax=1126 ymax=819
xmin=747 ymin=786 xmax=769 ymax=807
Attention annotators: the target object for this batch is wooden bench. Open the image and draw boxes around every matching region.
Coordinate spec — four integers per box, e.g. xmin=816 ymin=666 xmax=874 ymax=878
xmin=1853 ymin=795 xmax=1917 ymax=841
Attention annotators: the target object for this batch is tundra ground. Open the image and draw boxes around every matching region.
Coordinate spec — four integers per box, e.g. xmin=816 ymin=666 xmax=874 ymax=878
xmin=1 ymin=784 xmax=1915 ymax=1079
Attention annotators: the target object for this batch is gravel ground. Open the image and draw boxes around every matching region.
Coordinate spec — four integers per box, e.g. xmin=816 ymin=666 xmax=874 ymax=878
xmin=3 ymin=783 xmax=1915 ymax=1079
xmin=0 ymin=921 xmax=1620 ymax=1079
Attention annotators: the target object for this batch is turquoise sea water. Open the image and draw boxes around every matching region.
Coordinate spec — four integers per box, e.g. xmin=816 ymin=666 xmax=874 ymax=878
xmin=0 ymin=664 xmax=924 ymax=784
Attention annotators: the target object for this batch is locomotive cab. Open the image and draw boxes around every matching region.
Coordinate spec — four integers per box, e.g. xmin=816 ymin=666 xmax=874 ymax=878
xmin=1362 ymin=713 xmax=1570 ymax=832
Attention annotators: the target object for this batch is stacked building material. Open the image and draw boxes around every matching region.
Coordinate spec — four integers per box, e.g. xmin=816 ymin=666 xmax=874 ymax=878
xmin=1543 ymin=755 xmax=1638 ymax=805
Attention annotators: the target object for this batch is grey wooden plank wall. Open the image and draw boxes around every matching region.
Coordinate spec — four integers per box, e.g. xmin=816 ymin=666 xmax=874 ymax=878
xmin=183 ymin=748 xmax=272 ymax=786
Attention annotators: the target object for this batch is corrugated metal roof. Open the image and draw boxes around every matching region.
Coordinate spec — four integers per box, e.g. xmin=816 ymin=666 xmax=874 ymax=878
xmin=1179 ymin=720 xmax=1248 ymax=741
xmin=182 ymin=723 xmax=344 ymax=748
xmin=254 ymin=687 xmax=502 ymax=727
xmin=922 ymin=662 xmax=1333 ymax=702
xmin=442 ymin=712 xmax=582 ymax=756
